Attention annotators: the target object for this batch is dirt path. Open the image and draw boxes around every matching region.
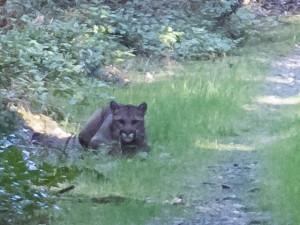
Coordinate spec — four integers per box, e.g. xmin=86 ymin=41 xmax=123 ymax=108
xmin=181 ymin=45 xmax=300 ymax=225
xmin=186 ymin=151 xmax=269 ymax=225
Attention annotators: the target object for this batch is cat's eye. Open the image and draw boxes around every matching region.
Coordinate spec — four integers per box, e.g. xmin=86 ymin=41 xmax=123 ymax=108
xmin=131 ymin=120 xmax=139 ymax=125
xmin=118 ymin=119 xmax=125 ymax=125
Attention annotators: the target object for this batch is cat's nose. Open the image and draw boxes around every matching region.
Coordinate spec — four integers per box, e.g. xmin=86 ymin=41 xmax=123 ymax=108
xmin=120 ymin=131 xmax=135 ymax=143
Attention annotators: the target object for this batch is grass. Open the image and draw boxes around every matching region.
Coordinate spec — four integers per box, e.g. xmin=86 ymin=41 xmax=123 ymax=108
xmin=261 ymin=119 xmax=300 ymax=224
xmin=49 ymin=196 xmax=183 ymax=225
xmin=42 ymin=16 xmax=300 ymax=225
xmin=260 ymin=103 xmax=300 ymax=225
xmin=45 ymin=50 xmax=259 ymax=224
xmin=255 ymin=18 xmax=300 ymax=225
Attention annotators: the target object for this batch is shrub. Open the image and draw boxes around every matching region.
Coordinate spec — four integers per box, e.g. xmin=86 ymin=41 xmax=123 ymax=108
xmin=0 ymin=0 xmax=249 ymax=116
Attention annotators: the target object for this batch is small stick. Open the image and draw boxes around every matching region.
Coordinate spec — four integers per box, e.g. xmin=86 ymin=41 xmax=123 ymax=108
xmin=57 ymin=185 xmax=75 ymax=194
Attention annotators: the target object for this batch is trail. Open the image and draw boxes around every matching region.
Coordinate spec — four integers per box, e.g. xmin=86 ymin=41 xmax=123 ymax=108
xmin=181 ymin=45 xmax=300 ymax=225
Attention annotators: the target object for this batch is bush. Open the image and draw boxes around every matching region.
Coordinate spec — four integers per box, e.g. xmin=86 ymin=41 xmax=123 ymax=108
xmin=0 ymin=0 xmax=249 ymax=116
xmin=0 ymin=142 xmax=88 ymax=224
xmin=0 ymin=146 xmax=51 ymax=224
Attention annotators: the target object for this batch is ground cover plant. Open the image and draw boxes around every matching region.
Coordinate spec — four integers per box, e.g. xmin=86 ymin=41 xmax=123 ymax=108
xmin=1 ymin=0 xmax=300 ymax=224
xmin=247 ymin=18 xmax=300 ymax=225
xmin=257 ymin=20 xmax=300 ymax=222
xmin=0 ymin=0 xmax=252 ymax=116
xmin=262 ymin=122 xmax=300 ymax=225
xmin=0 ymin=39 xmax=260 ymax=225
xmin=45 ymin=55 xmax=255 ymax=224
xmin=46 ymin=17 xmax=300 ymax=225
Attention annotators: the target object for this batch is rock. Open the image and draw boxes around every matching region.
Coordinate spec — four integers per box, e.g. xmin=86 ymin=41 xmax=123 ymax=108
xmin=221 ymin=184 xmax=231 ymax=190
xmin=172 ymin=197 xmax=185 ymax=205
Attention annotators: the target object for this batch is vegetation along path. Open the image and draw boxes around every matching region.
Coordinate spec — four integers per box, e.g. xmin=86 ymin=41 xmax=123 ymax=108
xmin=1 ymin=2 xmax=300 ymax=223
xmin=180 ymin=46 xmax=300 ymax=224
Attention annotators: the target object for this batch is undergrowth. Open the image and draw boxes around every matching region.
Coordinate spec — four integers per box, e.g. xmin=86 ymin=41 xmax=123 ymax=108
xmin=1 ymin=1 xmax=300 ymax=223
xmin=256 ymin=19 xmax=300 ymax=225
xmin=261 ymin=108 xmax=300 ymax=224
xmin=44 ymin=50 xmax=260 ymax=224
xmin=17 ymin=17 xmax=300 ymax=225
xmin=0 ymin=0 xmax=253 ymax=118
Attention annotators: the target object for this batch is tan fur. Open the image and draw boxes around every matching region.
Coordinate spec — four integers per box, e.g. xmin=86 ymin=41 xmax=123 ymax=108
xmin=31 ymin=132 xmax=81 ymax=152
xmin=78 ymin=106 xmax=112 ymax=148
xmin=32 ymin=101 xmax=148 ymax=155
xmin=79 ymin=101 xmax=148 ymax=154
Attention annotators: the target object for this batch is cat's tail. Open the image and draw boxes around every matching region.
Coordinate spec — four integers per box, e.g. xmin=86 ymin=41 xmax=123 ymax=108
xmin=31 ymin=132 xmax=80 ymax=150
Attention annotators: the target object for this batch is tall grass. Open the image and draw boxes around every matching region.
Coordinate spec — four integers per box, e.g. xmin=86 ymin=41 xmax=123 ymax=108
xmin=47 ymin=17 xmax=300 ymax=225
xmin=47 ymin=55 xmax=261 ymax=224
xmin=256 ymin=19 xmax=300 ymax=225
xmin=260 ymin=105 xmax=300 ymax=225
xmin=261 ymin=117 xmax=300 ymax=224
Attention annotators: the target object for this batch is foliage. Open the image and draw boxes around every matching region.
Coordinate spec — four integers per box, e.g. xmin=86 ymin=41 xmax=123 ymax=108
xmin=83 ymin=0 xmax=245 ymax=59
xmin=0 ymin=102 xmax=20 ymax=135
xmin=0 ymin=0 xmax=252 ymax=117
xmin=43 ymin=47 xmax=261 ymax=224
xmin=242 ymin=20 xmax=300 ymax=225
xmin=0 ymin=145 xmax=48 ymax=224
xmin=0 ymin=0 xmax=253 ymax=121
xmin=41 ymin=19 xmax=300 ymax=224
xmin=262 ymin=122 xmax=300 ymax=224
xmin=0 ymin=1 xmax=290 ymax=224
xmin=0 ymin=15 xmax=113 ymax=116
xmin=0 ymin=142 xmax=85 ymax=224
xmin=1 ymin=31 xmax=260 ymax=223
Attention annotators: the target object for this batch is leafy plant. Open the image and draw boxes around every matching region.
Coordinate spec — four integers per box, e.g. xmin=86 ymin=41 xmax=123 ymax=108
xmin=0 ymin=146 xmax=50 ymax=224
xmin=0 ymin=142 xmax=91 ymax=224
xmin=0 ymin=102 xmax=20 ymax=135
xmin=0 ymin=0 xmax=252 ymax=118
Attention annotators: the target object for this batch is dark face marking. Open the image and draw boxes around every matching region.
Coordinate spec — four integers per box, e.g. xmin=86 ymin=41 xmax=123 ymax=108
xmin=110 ymin=101 xmax=147 ymax=144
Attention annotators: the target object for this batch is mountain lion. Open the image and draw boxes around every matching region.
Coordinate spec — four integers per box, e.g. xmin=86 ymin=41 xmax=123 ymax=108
xmin=31 ymin=101 xmax=148 ymax=155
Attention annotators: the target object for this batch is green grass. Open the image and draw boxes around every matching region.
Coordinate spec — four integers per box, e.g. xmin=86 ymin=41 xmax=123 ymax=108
xmin=260 ymin=104 xmax=300 ymax=225
xmin=46 ymin=53 xmax=262 ymax=224
xmin=261 ymin=125 xmax=300 ymax=224
xmin=255 ymin=19 xmax=300 ymax=225
xmin=44 ymin=17 xmax=300 ymax=225
xmin=49 ymin=196 xmax=183 ymax=225
xmin=237 ymin=19 xmax=300 ymax=58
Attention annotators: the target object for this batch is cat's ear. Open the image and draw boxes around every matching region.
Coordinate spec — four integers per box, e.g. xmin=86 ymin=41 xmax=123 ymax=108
xmin=110 ymin=101 xmax=120 ymax=111
xmin=138 ymin=102 xmax=147 ymax=114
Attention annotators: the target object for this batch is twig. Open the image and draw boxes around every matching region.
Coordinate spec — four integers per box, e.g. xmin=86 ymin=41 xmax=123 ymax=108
xmin=57 ymin=185 xmax=75 ymax=194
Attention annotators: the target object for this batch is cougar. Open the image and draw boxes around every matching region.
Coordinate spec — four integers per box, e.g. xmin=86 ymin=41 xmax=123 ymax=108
xmin=31 ymin=132 xmax=80 ymax=154
xmin=79 ymin=101 xmax=148 ymax=154
xmin=31 ymin=101 xmax=148 ymax=155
